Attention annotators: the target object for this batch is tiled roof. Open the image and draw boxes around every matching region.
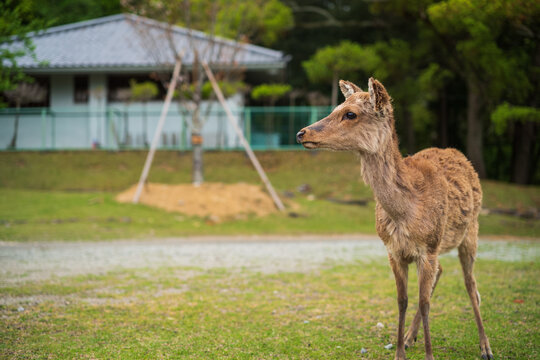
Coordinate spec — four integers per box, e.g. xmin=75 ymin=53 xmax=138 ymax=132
xmin=7 ymin=14 xmax=288 ymax=72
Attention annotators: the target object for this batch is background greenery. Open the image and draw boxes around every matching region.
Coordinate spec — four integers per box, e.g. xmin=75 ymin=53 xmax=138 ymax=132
xmin=2 ymin=0 xmax=539 ymax=183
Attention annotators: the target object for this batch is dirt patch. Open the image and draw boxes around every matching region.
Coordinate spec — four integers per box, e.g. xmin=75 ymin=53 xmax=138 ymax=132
xmin=116 ymin=182 xmax=277 ymax=219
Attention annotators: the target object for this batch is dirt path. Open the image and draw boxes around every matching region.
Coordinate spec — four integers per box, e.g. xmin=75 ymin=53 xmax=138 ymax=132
xmin=0 ymin=235 xmax=538 ymax=284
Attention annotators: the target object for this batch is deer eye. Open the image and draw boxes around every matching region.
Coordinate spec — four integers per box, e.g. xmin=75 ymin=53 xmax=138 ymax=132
xmin=343 ymin=112 xmax=357 ymax=120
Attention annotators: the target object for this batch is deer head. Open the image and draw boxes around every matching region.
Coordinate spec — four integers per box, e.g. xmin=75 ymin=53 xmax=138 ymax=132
xmin=297 ymin=78 xmax=394 ymax=154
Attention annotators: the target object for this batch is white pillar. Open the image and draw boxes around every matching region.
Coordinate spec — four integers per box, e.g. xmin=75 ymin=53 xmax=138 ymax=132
xmin=88 ymin=74 xmax=107 ymax=147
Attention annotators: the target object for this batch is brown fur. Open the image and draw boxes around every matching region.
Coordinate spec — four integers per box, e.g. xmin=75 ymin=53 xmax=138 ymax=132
xmin=297 ymin=78 xmax=493 ymax=360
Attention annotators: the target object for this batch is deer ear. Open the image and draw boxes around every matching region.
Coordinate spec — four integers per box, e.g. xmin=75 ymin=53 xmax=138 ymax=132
xmin=339 ymin=80 xmax=362 ymax=99
xmin=368 ymin=77 xmax=390 ymax=111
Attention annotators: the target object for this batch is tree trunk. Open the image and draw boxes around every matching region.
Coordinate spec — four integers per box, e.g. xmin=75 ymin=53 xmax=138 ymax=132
xmin=142 ymin=102 xmax=149 ymax=147
xmin=190 ymin=59 xmax=205 ymax=186
xmin=511 ymin=121 xmax=536 ymax=184
xmin=438 ymin=90 xmax=448 ymax=148
xmin=191 ymin=105 xmax=204 ymax=185
xmin=8 ymin=112 xmax=20 ymax=149
xmin=466 ymin=78 xmax=486 ymax=178
xmin=331 ymin=72 xmax=338 ymax=107
xmin=8 ymin=102 xmax=21 ymax=149
xmin=192 ymin=136 xmax=203 ymax=185
xmin=403 ymin=108 xmax=415 ymax=154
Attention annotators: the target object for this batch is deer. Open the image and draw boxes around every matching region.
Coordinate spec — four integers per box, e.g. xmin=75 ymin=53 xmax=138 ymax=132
xmin=296 ymin=78 xmax=493 ymax=360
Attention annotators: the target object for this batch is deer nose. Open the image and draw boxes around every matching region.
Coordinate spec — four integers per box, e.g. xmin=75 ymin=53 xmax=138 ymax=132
xmin=296 ymin=130 xmax=306 ymax=143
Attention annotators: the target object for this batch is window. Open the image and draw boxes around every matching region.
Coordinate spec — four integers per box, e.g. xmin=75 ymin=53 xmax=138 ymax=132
xmin=74 ymin=75 xmax=89 ymax=103
xmin=107 ymin=74 xmax=165 ymax=102
xmin=1 ymin=76 xmax=50 ymax=108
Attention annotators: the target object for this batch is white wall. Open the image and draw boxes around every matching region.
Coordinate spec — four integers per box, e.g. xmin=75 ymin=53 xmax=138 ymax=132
xmin=50 ymin=75 xmax=75 ymax=108
xmin=1 ymin=73 xmax=247 ymax=150
xmin=108 ymin=93 xmax=245 ymax=149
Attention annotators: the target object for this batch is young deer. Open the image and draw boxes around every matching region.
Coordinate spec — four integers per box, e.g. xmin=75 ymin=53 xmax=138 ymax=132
xmin=296 ymin=78 xmax=493 ymax=360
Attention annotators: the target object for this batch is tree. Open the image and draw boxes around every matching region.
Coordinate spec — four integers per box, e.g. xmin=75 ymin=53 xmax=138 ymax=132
xmin=176 ymin=80 xmax=247 ymax=150
xmin=302 ymin=41 xmax=379 ymax=107
xmin=287 ymin=0 xmax=386 ymax=30
xmin=371 ymin=0 xmax=539 ymax=180
xmin=122 ymin=0 xmax=293 ymax=185
xmin=29 ymin=0 xmax=122 ymax=27
xmin=251 ymin=83 xmax=292 ymax=106
xmin=370 ymin=40 xmax=453 ymax=154
xmin=3 ymin=82 xmax=47 ymax=149
xmin=251 ymin=83 xmax=291 ymax=147
xmin=425 ymin=0 xmax=535 ymax=178
xmin=0 ymin=0 xmax=46 ymax=104
xmin=491 ymin=104 xmax=540 ymax=184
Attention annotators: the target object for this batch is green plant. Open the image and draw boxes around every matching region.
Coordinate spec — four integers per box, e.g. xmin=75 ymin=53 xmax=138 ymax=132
xmin=129 ymin=80 xmax=159 ymax=102
xmin=251 ymin=83 xmax=292 ymax=105
xmin=302 ymin=41 xmax=379 ymax=106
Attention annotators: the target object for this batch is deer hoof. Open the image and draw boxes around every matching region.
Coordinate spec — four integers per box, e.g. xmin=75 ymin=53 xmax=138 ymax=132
xmin=404 ymin=335 xmax=417 ymax=350
xmin=480 ymin=344 xmax=494 ymax=359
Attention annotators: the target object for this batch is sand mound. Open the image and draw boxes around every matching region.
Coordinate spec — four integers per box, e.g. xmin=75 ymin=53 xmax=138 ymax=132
xmin=116 ymin=182 xmax=277 ymax=219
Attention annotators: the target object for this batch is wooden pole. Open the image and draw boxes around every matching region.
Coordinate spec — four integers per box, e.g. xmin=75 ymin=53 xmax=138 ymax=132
xmin=133 ymin=59 xmax=182 ymax=204
xmin=202 ymin=62 xmax=286 ymax=212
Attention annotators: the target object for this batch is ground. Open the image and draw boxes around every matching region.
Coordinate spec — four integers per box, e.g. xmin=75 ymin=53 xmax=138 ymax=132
xmin=116 ymin=182 xmax=279 ymax=220
xmin=0 ymin=235 xmax=536 ymax=284
xmin=0 ymin=151 xmax=539 ymax=240
xmin=1 ymin=236 xmax=538 ymax=359
xmin=0 ymin=151 xmax=538 ymax=359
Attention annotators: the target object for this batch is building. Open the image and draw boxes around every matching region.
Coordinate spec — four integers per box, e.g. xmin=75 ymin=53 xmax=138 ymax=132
xmin=0 ymin=14 xmax=288 ymax=150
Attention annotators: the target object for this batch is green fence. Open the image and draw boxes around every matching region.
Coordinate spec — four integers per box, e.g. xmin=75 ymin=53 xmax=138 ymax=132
xmin=0 ymin=106 xmax=333 ymax=151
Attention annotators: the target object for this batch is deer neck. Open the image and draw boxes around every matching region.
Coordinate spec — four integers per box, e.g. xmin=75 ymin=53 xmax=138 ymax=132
xmin=359 ymin=137 xmax=414 ymax=221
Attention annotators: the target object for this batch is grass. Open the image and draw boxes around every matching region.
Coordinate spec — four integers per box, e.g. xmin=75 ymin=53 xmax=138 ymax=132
xmin=0 ymin=150 xmax=539 ymax=241
xmin=1 ymin=258 xmax=538 ymax=359
xmin=1 ymin=151 xmax=538 ymax=359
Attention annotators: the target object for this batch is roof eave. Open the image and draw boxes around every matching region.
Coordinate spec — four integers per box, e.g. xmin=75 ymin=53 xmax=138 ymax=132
xmin=23 ymin=62 xmax=287 ymax=74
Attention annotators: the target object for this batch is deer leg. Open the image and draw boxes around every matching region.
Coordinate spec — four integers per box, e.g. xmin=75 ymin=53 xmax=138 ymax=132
xmin=404 ymin=263 xmax=443 ymax=349
xmin=458 ymin=245 xmax=493 ymax=359
xmin=417 ymin=255 xmax=438 ymax=360
xmin=388 ymin=255 xmax=409 ymax=360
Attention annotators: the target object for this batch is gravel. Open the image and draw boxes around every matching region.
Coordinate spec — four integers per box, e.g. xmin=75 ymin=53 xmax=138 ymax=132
xmin=0 ymin=235 xmax=537 ymax=284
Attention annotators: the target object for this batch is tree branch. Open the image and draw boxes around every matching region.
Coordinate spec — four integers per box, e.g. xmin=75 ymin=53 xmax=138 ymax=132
xmin=288 ymin=2 xmax=388 ymax=28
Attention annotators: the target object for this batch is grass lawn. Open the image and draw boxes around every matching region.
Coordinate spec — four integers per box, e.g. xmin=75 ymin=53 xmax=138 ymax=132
xmin=1 ymin=151 xmax=538 ymax=359
xmin=0 ymin=151 xmax=539 ymax=241
xmin=1 ymin=257 xmax=538 ymax=359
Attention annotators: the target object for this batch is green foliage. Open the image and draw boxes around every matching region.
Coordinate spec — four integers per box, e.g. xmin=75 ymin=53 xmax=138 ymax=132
xmin=216 ymin=0 xmax=293 ymax=46
xmin=491 ymin=103 xmax=540 ymax=135
xmin=302 ymin=41 xmax=379 ymax=84
xmin=177 ymin=81 xmax=247 ymax=100
xmin=29 ymin=0 xmax=122 ymax=27
xmin=427 ymin=0 xmax=536 ymax=102
xmin=417 ymin=63 xmax=453 ymax=100
xmin=203 ymin=80 xmax=247 ymax=99
xmin=129 ymin=80 xmax=159 ymax=102
xmin=0 ymin=0 xmax=46 ymax=102
xmin=367 ymin=39 xmax=453 ymax=150
xmin=123 ymin=0 xmax=292 ymax=47
xmin=250 ymin=83 xmax=291 ymax=103
xmin=367 ymin=0 xmax=539 ymax=179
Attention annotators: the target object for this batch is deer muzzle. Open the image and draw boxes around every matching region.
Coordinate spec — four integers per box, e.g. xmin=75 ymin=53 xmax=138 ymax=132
xmin=297 ymin=118 xmax=328 ymax=148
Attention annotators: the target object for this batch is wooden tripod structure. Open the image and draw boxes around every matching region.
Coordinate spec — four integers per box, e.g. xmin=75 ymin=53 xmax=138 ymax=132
xmin=132 ymin=59 xmax=285 ymax=213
